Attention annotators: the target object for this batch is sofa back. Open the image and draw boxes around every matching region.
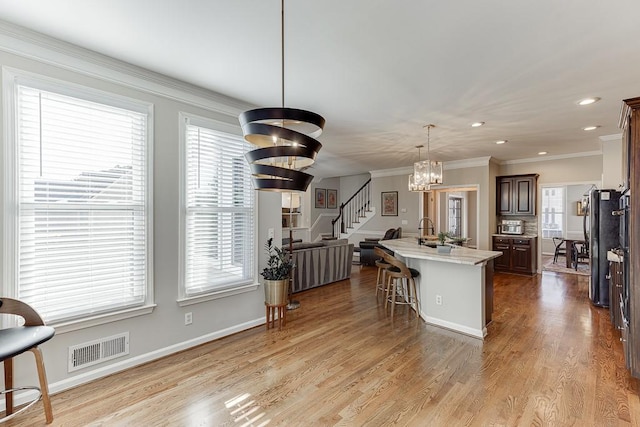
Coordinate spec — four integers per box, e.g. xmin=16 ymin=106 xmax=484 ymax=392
xmin=288 ymin=239 xmax=353 ymax=292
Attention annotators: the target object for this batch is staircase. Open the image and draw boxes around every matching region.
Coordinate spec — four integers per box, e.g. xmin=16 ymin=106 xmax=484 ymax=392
xmin=331 ymin=179 xmax=375 ymax=239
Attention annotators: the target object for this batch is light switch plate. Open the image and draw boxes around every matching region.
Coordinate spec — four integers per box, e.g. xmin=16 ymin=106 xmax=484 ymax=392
xmin=402 ymin=220 xmax=408 ymax=225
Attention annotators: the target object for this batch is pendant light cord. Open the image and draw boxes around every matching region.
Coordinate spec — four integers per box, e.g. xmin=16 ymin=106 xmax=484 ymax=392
xmin=427 ymin=125 xmax=431 ymax=159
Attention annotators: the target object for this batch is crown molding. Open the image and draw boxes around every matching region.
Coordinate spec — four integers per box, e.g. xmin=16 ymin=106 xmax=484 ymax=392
xmin=0 ymin=20 xmax=254 ymax=117
xmin=370 ymin=156 xmax=494 ymax=178
xmin=444 ymin=156 xmax=492 ymax=170
xmin=498 ymin=150 xmax=602 ymax=165
xmin=369 ymin=166 xmax=412 ymax=178
xmin=599 ymin=133 xmax=622 ymax=142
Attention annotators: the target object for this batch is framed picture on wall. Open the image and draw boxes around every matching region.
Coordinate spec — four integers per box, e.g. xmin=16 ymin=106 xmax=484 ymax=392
xmin=577 ymin=201 xmax=586 ymax=216
xmin=327 ymin=189 xmax=338 ymax=209
xmin=381 ymin=191 xmax=398 ymax=216
xmin=315 ymin=188 xmax=326 ymax=208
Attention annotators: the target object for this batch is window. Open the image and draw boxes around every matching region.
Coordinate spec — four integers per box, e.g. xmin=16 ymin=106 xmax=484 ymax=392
xmin=5 ymin=74 xmax=153 ymax=324
xmin=448 ymin=196 xmax=462 ymax=237
xmin=180 ymin=115 xmax=255 ymax=300
xmin=541 ymin=187 xmax=564 ymax=238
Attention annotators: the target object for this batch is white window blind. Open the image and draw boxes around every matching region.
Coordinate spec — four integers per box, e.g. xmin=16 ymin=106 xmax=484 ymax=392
xmin=183 ymin=119 xmax=254 ymax=296
xmin=15 ymin=83 xmax=150 ymax=323
xmin=542 ymin=187 xmax=565 ymax=238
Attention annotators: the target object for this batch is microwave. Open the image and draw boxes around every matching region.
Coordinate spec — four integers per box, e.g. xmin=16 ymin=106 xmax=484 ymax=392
xmin=499 ymin=219 xmax=524 ymax=235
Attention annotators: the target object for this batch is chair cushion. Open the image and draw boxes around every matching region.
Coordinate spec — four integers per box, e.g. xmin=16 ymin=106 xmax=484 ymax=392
xmin=392 ymin=227 xmax=402 ymax=239
xmin=387 ymin=266 xmax=420 ymax=278
xmin=0 ymin=326 xmax=55 ymax=361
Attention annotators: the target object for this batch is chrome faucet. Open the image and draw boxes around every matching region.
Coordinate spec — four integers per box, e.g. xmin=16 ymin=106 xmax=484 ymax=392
xmin=418 ymin=217 xmax=435 ymax=245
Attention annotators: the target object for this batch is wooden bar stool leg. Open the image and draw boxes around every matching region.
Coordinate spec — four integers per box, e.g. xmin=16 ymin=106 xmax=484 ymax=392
xmin=4 ymin=358 xmax=13 ymax=416
xmin=410 ymin=278 xmax=419 ymax=317
xmin=31 ymin=347 xmax=53 ymax=424
xmin=384 ymin=275 xmax=392 ymax=309
xmin=390 ymin=278 xmax=397 ymax=317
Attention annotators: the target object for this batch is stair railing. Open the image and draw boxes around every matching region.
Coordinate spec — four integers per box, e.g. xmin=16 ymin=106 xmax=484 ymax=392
xmin=331 ymin=178 xmax=372 ymax=238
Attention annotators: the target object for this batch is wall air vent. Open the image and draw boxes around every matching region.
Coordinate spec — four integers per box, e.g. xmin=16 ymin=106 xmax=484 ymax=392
xmin=68 ymin=332 xmax=129 ymax=372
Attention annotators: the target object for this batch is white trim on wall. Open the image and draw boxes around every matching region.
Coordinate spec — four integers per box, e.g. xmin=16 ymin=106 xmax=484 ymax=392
xmin=0 ymin=21 xmax=253 ymax=117
xmin=501 ymin=151 xmax=602 ymax=165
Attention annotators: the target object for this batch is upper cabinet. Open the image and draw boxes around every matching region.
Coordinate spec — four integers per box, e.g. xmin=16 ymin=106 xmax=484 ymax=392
xmin=496 ymin=174 xmax=539 ymax=216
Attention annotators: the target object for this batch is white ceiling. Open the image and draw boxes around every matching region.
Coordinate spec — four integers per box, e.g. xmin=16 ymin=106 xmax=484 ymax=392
xmin=1 ymin=0 xmax=639 ymax=179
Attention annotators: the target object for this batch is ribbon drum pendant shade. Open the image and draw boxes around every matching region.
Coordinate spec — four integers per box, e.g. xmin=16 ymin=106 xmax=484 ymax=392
xmin=239 ymin=107 xmax=325 ymax=192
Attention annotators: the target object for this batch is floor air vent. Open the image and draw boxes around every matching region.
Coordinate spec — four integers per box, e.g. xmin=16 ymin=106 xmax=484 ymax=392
xmin=68 ymin=332 xmax=129 ymax=372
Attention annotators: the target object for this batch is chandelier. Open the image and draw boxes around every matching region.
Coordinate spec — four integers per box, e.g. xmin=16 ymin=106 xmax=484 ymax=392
xmin=408 ymin=124 xmax=443 ymax=191
xmin=239 ymin=0 xmax=324 ymax=192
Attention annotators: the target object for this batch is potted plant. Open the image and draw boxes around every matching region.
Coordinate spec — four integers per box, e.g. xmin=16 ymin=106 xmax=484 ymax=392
xmin=437 ymin=231 xmax=452 ymax=254
xmin=261 ymin=238 xmax=295 ymax=305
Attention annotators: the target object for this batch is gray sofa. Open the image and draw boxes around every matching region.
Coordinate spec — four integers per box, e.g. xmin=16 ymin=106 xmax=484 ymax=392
xmin=285 ymin=239 xmax=354 ymax=292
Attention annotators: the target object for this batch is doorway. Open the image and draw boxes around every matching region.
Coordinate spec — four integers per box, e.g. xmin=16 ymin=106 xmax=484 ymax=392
xmin=421 ymin=186 xmax=478 ymax=248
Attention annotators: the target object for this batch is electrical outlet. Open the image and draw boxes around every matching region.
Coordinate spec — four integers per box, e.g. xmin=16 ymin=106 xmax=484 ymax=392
xmin=435 ymin=295 xmax=443 ymax=305
xmin=184 ymin=312 xmax=193 ymax=325
xmin=268 ymin=228 xmax=274 ymax=239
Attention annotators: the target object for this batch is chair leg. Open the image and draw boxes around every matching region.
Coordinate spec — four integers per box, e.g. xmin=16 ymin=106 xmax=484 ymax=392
xmin=410 ymin=278 xmax=419 ymax=318
xmin=30 ymin=347 xmax=53 ymax=424
xmin=390 ymin=279 xmax=397 ymax=317
xmin=384 ymin=275 xmax=392 ymax=309
xmin=4 ymin=358 xmax=13 ymax=416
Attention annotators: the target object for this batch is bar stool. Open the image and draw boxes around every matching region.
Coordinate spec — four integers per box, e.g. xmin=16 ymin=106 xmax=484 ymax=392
xmin=0 ymin=298 xmax=55 ymax=424
xmin=378 ymin=251 xmax=420 ymax=317
xmin=373 ymin=247 xmax=391 ymax=297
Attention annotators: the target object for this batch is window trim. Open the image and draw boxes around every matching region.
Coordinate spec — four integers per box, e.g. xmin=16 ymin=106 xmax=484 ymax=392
xmin=540 ymin=185 xmax=566 ymax=239
xmin=2 ymin=67 xmax=155 ymax=329
xmin=177 ymin=112 xmax=258 ymax=304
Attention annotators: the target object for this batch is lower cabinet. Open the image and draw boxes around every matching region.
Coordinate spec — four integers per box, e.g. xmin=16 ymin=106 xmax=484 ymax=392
xmin=493 ymin=236 xmax=537 ymax=275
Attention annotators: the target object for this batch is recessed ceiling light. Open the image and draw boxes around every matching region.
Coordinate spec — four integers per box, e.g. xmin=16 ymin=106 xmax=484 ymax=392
xmin=583 ymin=125 xmax=600 ymax=131
xmin=578 ymin=97 xmax=601 ymax=106
xmin=495 ymin=140 xmax=507 ymax=145
xmin=538 ymin=151 xmax=547 ymax=155
xmin=471 ymin=122 xmax=485 ymax=127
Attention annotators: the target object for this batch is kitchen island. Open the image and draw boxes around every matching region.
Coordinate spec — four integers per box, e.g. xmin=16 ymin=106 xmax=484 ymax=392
xmin=380 ymin=237 xmax=502 ymax=339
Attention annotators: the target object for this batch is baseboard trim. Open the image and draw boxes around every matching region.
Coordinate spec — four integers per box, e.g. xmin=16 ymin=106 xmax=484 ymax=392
xmin=0 ymin=317 xmax=265 ymax=411
xmin=422 ymin=315 xmax=486 ymax=340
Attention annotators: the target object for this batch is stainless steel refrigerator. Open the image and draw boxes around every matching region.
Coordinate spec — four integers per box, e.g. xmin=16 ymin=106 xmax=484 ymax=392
xmin=586 ymin=189 xmax=621 ymax=307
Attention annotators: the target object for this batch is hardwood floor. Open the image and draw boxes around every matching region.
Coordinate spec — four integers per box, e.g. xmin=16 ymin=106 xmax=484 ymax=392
xmin=5 ymin=267 xmax=640 ymax=426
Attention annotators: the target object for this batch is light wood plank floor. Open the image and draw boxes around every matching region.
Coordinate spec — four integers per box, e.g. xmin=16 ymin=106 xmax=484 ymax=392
xmin=5 ymin=266 xmax=640 ymax=426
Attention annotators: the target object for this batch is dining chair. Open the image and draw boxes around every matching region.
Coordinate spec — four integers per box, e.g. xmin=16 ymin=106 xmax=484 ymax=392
xmin=552 ymin=237 xmax=566 ymax=264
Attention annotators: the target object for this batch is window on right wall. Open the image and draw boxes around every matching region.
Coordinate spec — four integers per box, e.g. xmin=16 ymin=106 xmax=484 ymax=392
xmin=541 ymin=187 xmax=565 ymax=238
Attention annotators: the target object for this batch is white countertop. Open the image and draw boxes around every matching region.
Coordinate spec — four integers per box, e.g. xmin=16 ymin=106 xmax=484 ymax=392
xmin=380 ymin=237 xmax=502 ymax=266
xmin=492 ymin=234 xmax=538 ymax=238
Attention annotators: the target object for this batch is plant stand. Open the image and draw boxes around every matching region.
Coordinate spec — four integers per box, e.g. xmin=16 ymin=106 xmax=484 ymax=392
xmin=265 ymin=302 xmax=287 ymax=330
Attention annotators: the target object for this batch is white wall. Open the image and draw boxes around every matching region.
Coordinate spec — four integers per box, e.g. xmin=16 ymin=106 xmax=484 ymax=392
xmin=602 ymin=136 xmax=624 ymax=189
xmin=499 ymin=154 xmax=603 ymax=184
xmin=0 ymin=25 xmax=278 ymax=396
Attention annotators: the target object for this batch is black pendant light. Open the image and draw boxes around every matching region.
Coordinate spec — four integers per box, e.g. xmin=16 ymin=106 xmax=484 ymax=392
xmin=239 ymin=0 xmax=325 ymax=192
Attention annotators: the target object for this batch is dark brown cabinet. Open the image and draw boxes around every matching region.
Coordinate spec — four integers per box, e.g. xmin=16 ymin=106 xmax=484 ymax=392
xmin=497 ymin=174 xmax=539 ymax=216
xmin=619 ymin=97 xmax=640 ymax=378
xmin=493 ymin=237 xmax=511 ymax=270
xmin=493 ymin=236 xmax=537 ymax=275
